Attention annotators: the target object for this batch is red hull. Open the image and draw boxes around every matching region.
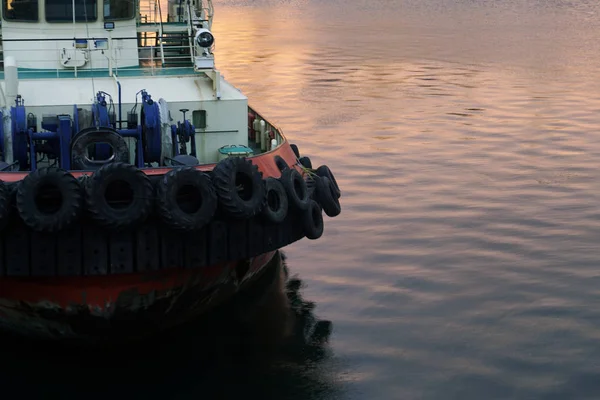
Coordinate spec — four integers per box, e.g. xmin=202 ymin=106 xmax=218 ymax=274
xmin=0 ymin=251 xmax=278 ymax=341
xmin=0 ymin=141 xmax=304 ymax=342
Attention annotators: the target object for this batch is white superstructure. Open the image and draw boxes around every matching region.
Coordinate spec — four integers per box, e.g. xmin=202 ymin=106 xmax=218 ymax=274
xmin=0 ymin=0 xmax=253 ymax=165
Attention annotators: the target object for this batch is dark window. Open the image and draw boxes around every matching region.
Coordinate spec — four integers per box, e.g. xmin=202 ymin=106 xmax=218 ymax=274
xmin=45 ymin=0 xmax=97 ymax=22
xmin=103 ymin=0 xmax=134 ymax=20
xmin=3 ymin=0 xmax=39 ymax=21
xmin=193 ymin=110 xmax=207 ymax=129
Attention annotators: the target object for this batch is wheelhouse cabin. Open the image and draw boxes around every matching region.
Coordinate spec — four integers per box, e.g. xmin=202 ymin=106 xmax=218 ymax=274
xmin=0 ymin=0 xmax=282 ymax=167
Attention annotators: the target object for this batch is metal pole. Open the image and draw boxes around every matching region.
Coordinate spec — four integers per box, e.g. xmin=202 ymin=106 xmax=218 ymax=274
xmin=72 ymin=0 xmax=77 ymax=77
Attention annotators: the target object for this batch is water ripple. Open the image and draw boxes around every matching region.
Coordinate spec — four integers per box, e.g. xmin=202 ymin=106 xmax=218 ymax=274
xmin=207 ymin=1 xmax=600 ymax=399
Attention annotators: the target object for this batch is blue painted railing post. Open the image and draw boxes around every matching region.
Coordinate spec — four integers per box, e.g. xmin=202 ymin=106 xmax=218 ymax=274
xmin=58 ymin=115 xmax=72 ymax=170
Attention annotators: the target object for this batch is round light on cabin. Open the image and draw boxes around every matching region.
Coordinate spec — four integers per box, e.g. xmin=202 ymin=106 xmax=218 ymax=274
xmin=196 ymin=31 xmax=214 ymax=48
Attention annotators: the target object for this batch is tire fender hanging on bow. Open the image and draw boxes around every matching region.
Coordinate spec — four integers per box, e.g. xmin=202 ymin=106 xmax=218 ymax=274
xmin=212 ymin=157 xmax=266 ymax=219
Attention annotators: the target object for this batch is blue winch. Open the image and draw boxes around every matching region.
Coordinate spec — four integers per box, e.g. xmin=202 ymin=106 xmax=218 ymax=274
xmin=0 ymin=89 xmax=196 ymax=171
xmin=172 ymin=108 xmax=197 ymax=157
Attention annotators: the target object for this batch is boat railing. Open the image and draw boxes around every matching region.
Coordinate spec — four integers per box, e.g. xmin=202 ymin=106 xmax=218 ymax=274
xmin=160 ymin=0 xmax=214 ymax=28
xmin=137 ymin=0 xmax=160 ymax=26
xmin=184 ymin=1 xmax=194 ymax=66
xmin=0 ymin=35 xmax=204 ymax=79
xmin=248 ymin=106 xmax=286 ymax=150
xmin=136 ymin=0 xmax=217 ymax=71
xmin=156 ymin=0 xmax=166 ymax=66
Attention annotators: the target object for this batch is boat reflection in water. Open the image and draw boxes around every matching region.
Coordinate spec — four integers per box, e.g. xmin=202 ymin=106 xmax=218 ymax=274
xmin=0 ymin=251 xmax=341 ymax=399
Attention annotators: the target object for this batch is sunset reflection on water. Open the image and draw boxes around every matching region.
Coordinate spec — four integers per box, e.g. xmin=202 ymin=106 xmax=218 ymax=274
xmin=150 ymin=1 xmax=600 ymax=398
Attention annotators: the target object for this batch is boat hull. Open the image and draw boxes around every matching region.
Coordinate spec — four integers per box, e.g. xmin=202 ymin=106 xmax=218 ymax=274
xmin=0 ymin=251 xmax=278 ymax=342
xmin=0 ymin=137 xmax=337 ymax=343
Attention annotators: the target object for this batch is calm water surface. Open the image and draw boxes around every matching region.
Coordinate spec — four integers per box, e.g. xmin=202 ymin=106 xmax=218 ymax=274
xmin=214 ymin=0 xmax=600 ymax=398
xmin=7 ymin=1 xmax=600 ymax=399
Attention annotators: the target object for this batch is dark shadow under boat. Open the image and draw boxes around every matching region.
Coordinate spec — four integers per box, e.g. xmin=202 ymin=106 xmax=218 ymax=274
xmin=0 ymin=250 xmax=344 ymax=399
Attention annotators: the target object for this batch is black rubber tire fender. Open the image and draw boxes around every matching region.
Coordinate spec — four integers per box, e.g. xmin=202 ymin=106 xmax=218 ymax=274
xmin=299 ymin=156 xmax=312 ymax=169
xmin=16 ymin=168 xmax=83 ymax=232
xmin=261 ymin=177 xmax=288 ymax=224
xmin=7 ymin=182 xmax=18 ymax=208
xmin=0 ymin=180 xmax=11 ymax=230
xmin=306 ymin=175 xmax=317 ymax=199
xmin=85 ymin=162 xmax=153 ymax=229
xmin=71 ymin=127 xmax=130 ymax=171
xmin=212 ymin=157 xmax=266 ymax=219
xmin=156 ymin=167 xmax=218 ymax=231
xmin=274 ymin=155 xmax=289 ymax=172
xmin=302 ymin=200 xmax=324 ymax=240
xmin=316 ymin=165 xmax=341 ymax=199
xmin=315 ymin=176 xmax=341 ymax=218
xmin=290 ymin=143 xmax=300 ymax=158
xmin=280 ymin=168 xmax=310 ymax=211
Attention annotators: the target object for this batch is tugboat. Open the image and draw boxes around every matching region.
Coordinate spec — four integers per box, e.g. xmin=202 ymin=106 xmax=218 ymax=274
xmin=0 ymin=0 xmax=341 ymax=343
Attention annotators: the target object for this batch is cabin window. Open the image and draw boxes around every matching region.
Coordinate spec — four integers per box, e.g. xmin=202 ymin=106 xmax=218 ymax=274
xmin=45 ymin=0 xmax=97 ymax=22
xmin=3 ymin=0 xmax=39 ymax=21
xmin=103 ymin=0 xmax=135 ymax=20
xmin=193 ymin=110 xmax=207 ymax=129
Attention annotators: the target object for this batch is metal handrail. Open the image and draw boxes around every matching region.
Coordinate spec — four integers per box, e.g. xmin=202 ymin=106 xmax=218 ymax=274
xmin=156 ymin=0 xmax=165 ymax=65
xmin=186 ymin=1 xmax=194 ymax=64
xmin=0 ymin=0 xmax=214 ymax=76
xmin=0 ymin=36 xmax=199 ymax=78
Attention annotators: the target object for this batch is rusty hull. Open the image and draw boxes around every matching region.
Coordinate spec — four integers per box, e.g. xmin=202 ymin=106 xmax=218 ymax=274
xmin=0 ymin=251 xmax=278 ymax=343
